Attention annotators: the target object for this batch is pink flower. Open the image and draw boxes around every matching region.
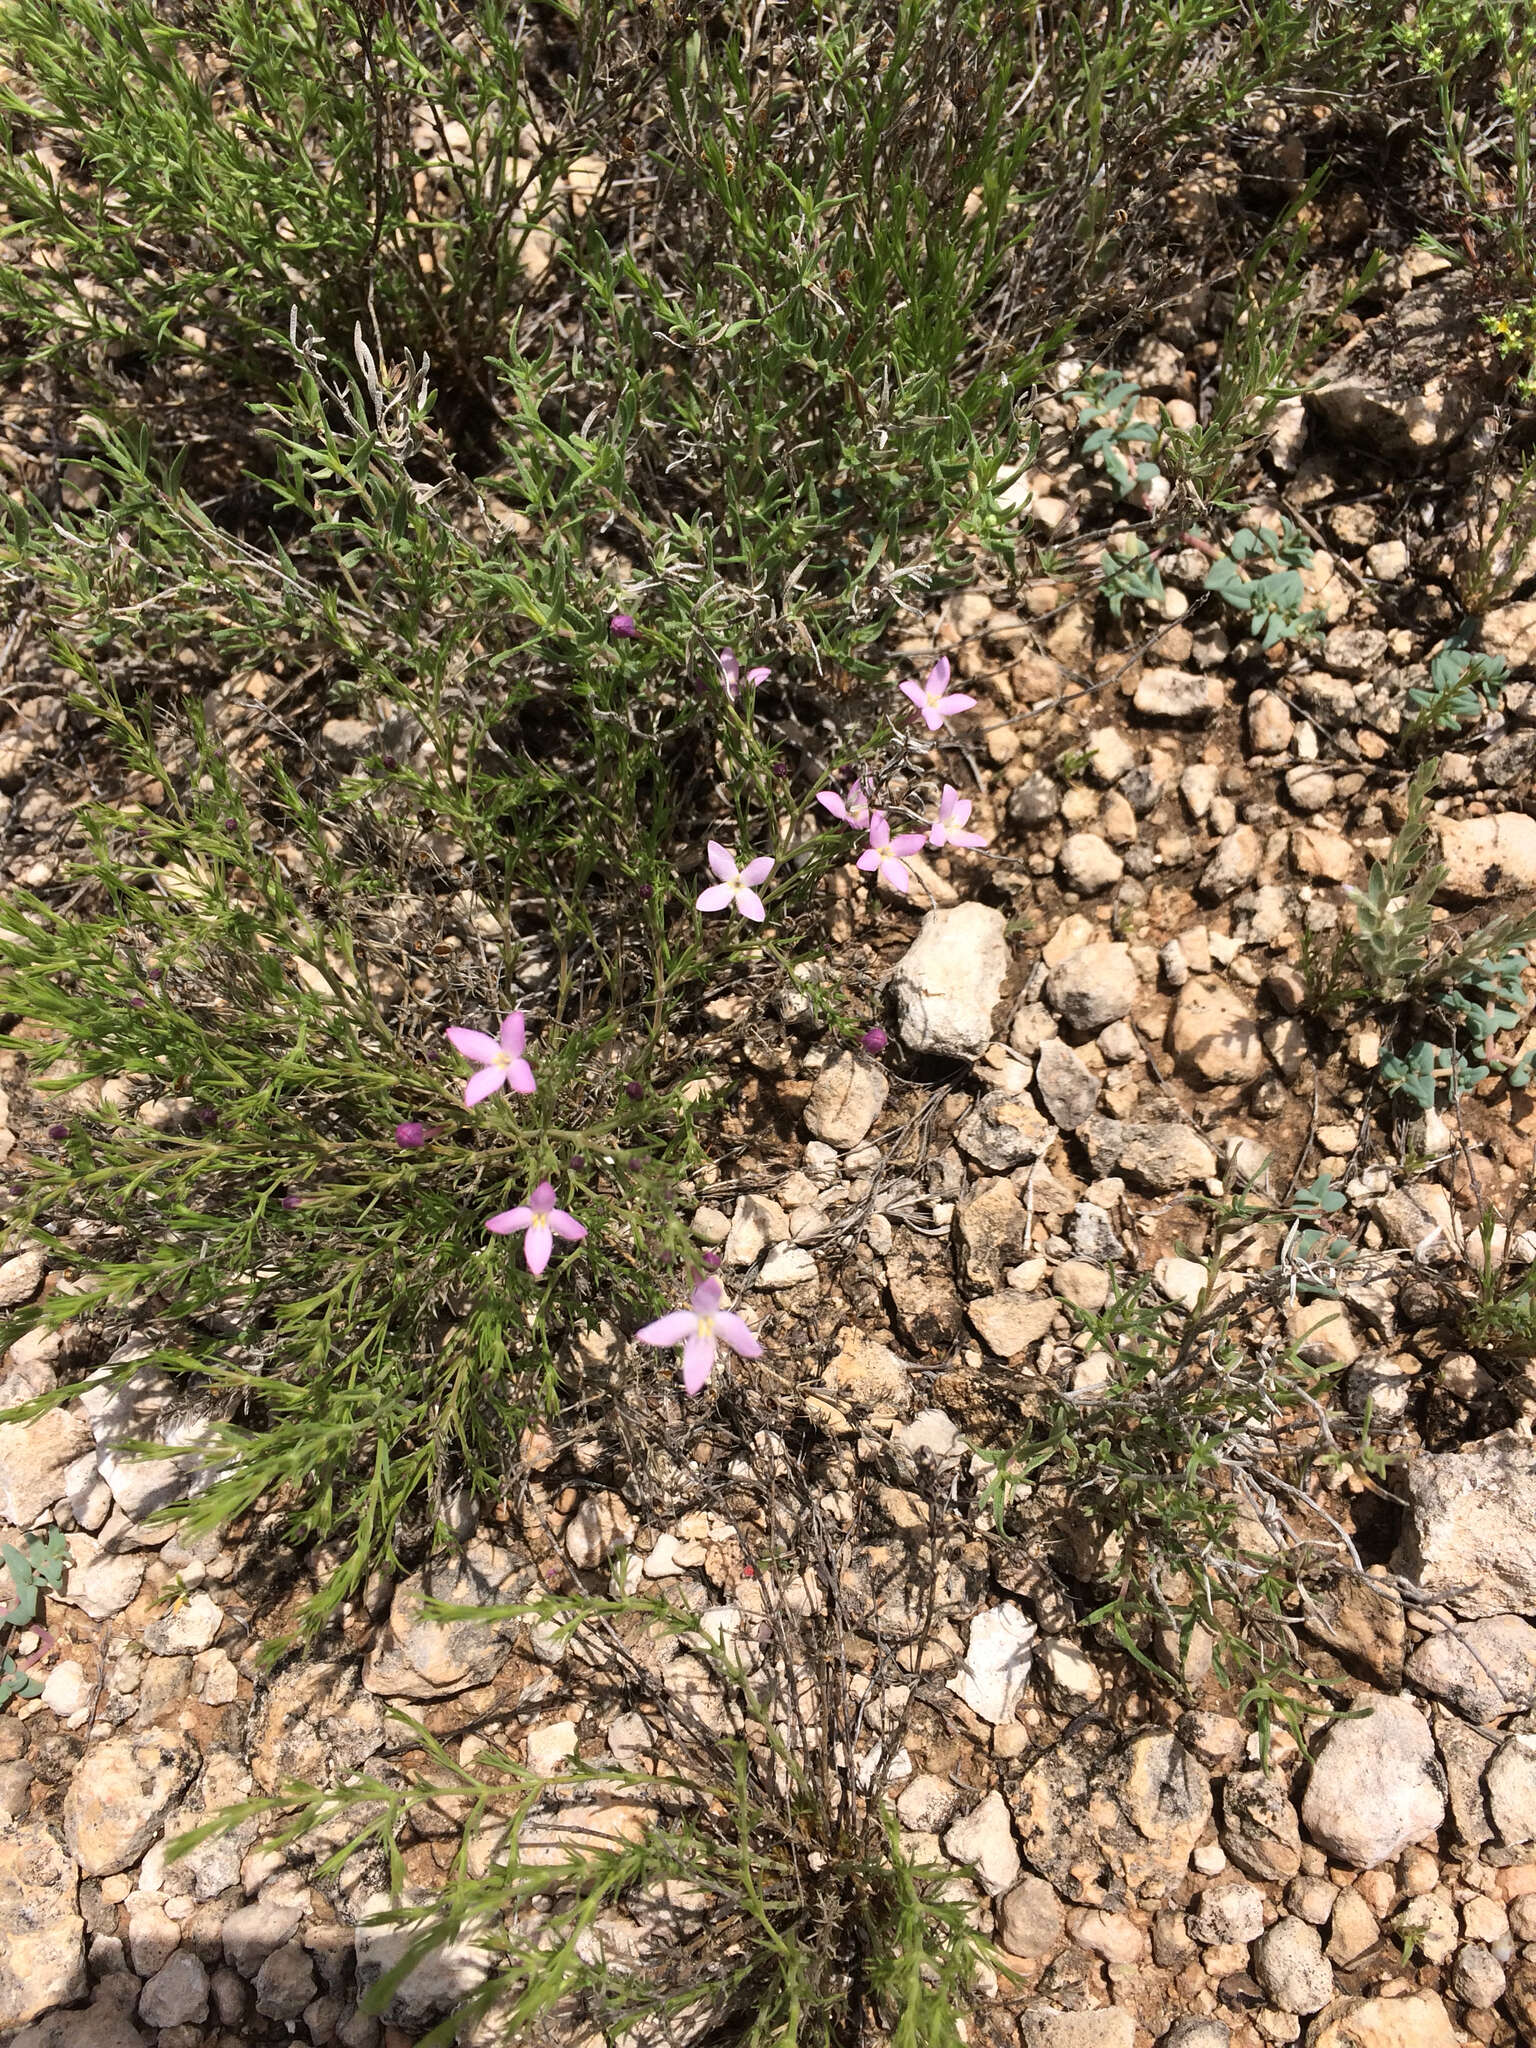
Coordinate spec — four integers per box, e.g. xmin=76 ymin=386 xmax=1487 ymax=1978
xmin=718 ymin=648 xmax=771 ymax=704
xmin=856 ymin=812 xmax=926 ymax=893
xmin=609 ymin=612 xmax=637 ymax=638
xmin=927 ymin=784 xmax=988 ymax=851
xmin=815 ymin=779 xmax=874 ymax=828
xmin=899 ymin=655 xmax=977 ymax=733
xmin=444 ymin=1013 xmax=536 ymax=1107
xmin=636 ymin=1274 xmax=763 ymax=1395
xmin=696 ymin=840 xmax=774 ymax=922
xmin=485 ymin=1179 xmax=587 ymax=1277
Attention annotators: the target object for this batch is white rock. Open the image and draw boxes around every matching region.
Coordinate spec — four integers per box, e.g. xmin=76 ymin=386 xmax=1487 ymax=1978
xmin=1058 ymin=833 xmax=1123 ymax=893
xmin=757 ymin=1244 xmax=817 ymax=1289
xmin=946 ymin=1602 xmax=1036 ymax=1724
xmin=723 ymin=1193 xmax=789 ymax=1267
xmin=942 ymin=1789 xmax=1021 ymax=1895
xmin=889 ymin=903 xmax=1010 ymax=1058
xmin=1437 ymin=813 xmax=1536 ymax=898
xmin=1299 ymin=1693 xmax=1446 ymax=1868
xmin=1045 ymin=944 xmax=1138 ymax=1033
xmin=40 ymin=1661 xmax=89 ymax=1721
xmin=1395 ymin=1432 xmax=1536 ymax=1617
xmin=563 ymin=1492 xmax=637 ymax=1571
xmin=1253 ymin=1916 xmax=1334 ymax=2014
xmin=143 ymin=1592 xmax=224 ymax=1656
xmin=803 ymin=1054 xmax=888 ymax=1149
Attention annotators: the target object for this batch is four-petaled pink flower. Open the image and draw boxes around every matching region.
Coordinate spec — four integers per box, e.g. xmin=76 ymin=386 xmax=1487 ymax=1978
xmin=445 ymin=1013 xmax=536 ymax=1107
xmin=485 ymin=1179 xmax=587 ymax=1276
xmin=899 ymin=655 xmax=977 ymax=734
xmin=636 ymin=1274 xmax=763 ymax=1395
xmin=857 ymin=812 xmax=926 ymax=894
xmin=816 ymin=779 xmax=874 ymax=828
xmin=697 ymin=840 xmax=774 ymax=922
xmin=928 ymin=784 xmax=988 ymax=851
xmin=718 ymin=648 xmax=771 ymax=705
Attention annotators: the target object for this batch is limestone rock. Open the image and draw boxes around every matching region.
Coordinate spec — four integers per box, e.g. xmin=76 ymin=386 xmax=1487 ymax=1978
xmin=823 ymin=1328 xmax=912 ymax=1413
xmin=803 ymin=1054 xmax=887 ymax=1149
xmin=1200 ymin=825 xmax=1262 ymax=901
xmin=1482 ymin=600 xmax=1536 ymax=675
xmin=1171 ymin=978 xmax=1268 ymax=1086
xmin=1058 ymin=833 xmax=1124 ymax=893
xmin=0 ymin=1823 xmax=86 ymax=2029
xmin=1305 ymin=1992 xmax=1457 ymax=2048
xmin=955 ymin=1178 xmax=1031 ymax=1288
xmin=1019 ymin=2010 xmax=1135 ymax=2048
xmin=889 ymin=903 xmax=1009 ymax=1058
xmin=1437 ymin=813 xmax=1536 ymax=899
xmin=1395 ymin=1432 xmax=1536 ymax=1618
xmin=1222 ymin=1769 xmax=1303 ymax=1881
xmin=1034 ymin=1036 xmax=1102 ymax=1130
xmin=1299 ymin=1693 xmax=1445 ymax=1869
xmin=723 ymin=1192 xmax=789 ymax=1266
xmin=996 ymin=1875 xmax=1066 ymax=1959
xmin=1405 ymin=1614 xmax=1536 ymax=1721
xmin=1253 ymin=1916 xmax=1334 ymax=2014
xmin=1045 ymin=944 xmax=1138 ymax=1033
xmin=362 ymin=1538 xmax=526 ymax=1699
xmin=1011 ymin=1731 xmax=1209 ymax=1903
xmin=139 ymin=1950 xmax=209 ymax=2028
xmin=967 ymin=1293 xmax=1056 ymax=1359
xmin=1134 ymin=669 xmax=1225 ymax=722
xmin=248 ymin=1659 xmax=386 ymax=1793
xmin=353 ymin=1888 xmax=493 ymax=2029
xmin=563 ymin=1491 xmax=638 ymax=1570
xmin=955 ymin=1090 xmax=1050 ymax=1170
xmin=0 ymin=1406 xmax=92 ymax=1525
xmin=947 ymin=1603 xmax=1036 ymax=1725
xmin=943 ymin=1789 xmax=1021 ymax=1895
xmin=1082 ymin=1116 xmax=1218 ymax=1192
xmin=1307 ymin=281 xmax=1501 ymax=460
xmin=63 ymin=1730 xmax=197 ymax=1877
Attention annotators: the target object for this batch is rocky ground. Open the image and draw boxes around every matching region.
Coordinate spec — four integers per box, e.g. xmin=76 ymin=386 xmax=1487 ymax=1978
xmin=6 ymin=214 xmax=1536 ymax=2048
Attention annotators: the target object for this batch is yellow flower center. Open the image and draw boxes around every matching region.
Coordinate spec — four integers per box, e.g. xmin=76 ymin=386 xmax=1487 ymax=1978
xmin=697 ymin=1315 xmax=715 ymax=1339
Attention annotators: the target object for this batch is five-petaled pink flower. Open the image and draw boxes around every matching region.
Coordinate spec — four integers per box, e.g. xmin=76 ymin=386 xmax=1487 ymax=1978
xmin=816 ymin=779 xmax=874 ymax=828
xmin=899 ymin=656 xmax=977 ymax=734
xmin=444 ymin=1013 xmax=536 ymax=1107
xmin=636 ymin=1274 xmax=763 ymax=1395
xmin=928 ymin=784 xmax=988 ymax=851
xmin=718 ymin=648 xmax=771 ymax=705
xmin=697 ymin=840 xmax=774 ymax=922
xmin=485 ymin=1180 xmax=587 ymax=1276
xmin=857 ymin=812 xmax=926 ymax=893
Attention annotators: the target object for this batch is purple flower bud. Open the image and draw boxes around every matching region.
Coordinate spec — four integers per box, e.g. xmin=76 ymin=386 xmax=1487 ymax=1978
xmin=861 ymin=1026 xmax=888 ymax=1056
xmin=637 ymin=882 xmax=654 ymax=901
xmin=47 ymin=1123 xmax=68 ymax=1142
xmin=569 ymin=1154 xmax=586 ymax=1173
xmin=625 ymin=1080 xmax=644 ymax=1101
xmin=381 ymin=753 xmax=399 ymax=772
xmin=394 ymin=1121 xmax=428 ymax=1149
xmin=771 ymin=760 xmax=789 ymax=779
xmin=701 ymin=1249 xmax=721 ymax=1270
xmin=197 ymin=1106 xmax=219 ymax=1127
xmin=223 ymin=818 xmax=238 ymax=833
xmin=129 ymin=994 xmax=147 ymax=1010
xmin=280 ymin=1193 xmax=302 ymax=1211
xmin=147 ymin=965 xmax=163 ymax=982
xmin=609 ymin=612 xmax=637 ymax=639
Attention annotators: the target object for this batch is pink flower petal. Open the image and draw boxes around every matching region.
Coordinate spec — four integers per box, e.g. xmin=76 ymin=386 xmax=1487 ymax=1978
xmin=927 ymin=655 xmax=952 ymax=691
xmin=855 ymin=848 xmax=880 ymax=873
xmin=816 ymin=792 xmax=850 ymax=822
xmin=691 ymin=1276 xmax=725 ymax=1314
xmin=529 ymin=1181 xmax=556 ymax=1211
xmin=746 ymin=666 xmax=771 ymax=684
xmin=549 ymin=1210 xmax=586 ymax=1242
xmin=735 ymin=888 xmax=766 ymax=922
xmin=898 ymin=679 xmax=927 ymax=713
xmin=711 ymin=1311 xmax=762 ymax=1360
xmin=706 ymin=840 xmax=737 ymax=884
xmin=486 ymin=1206 xmax=532 ymax=1234
xmin=524 ymin=1222 xmax=553 ymax=1276
xmin=506 ymin=1058 xmax=536 ymax=1096
xmin=739 ymin=855 xmax=774 ymax=887
xmin=499 ymin=1012 xmax=527 ymax=1056
xmin=889 ymin=832 xmax=926 ymax=855
xmin=918 ymin=703 xmax=945 ymax=732
xmin=445 ymin=1026 xmax=501 ymax=1064
xmin=464 ymin=1065 xmax=507 ymax=1107
xmin=718 ymin=649 xmax=740 ymax=687
xmin=681 ymin=1332 xmax=715 ymax=1394
xmin=697 ymin=883 xmax=734 ymax=913
xmin=937 ymin=692 xmax=977 ymax=718
xmin=881 ymin=858 xmax=911 ymax=893
xmin=636 ymin=1310 xmax=697 ymax=1347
